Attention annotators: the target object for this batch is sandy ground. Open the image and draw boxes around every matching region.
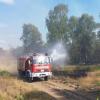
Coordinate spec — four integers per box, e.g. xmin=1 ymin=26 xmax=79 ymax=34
xmin=0 ymin=70 xmax=99 ymax=100
xmin=0 ymin=53 xmax=99 ymax=100
xmin=28 ymin=79 xmax=99 ymax=100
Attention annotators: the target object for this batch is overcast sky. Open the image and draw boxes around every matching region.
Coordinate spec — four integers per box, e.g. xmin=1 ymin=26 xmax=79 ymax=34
xmin=0 ymin=0 xmax=100 ymax=49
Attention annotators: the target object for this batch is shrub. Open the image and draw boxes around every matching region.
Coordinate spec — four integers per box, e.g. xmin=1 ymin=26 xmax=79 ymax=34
xmin=0 ymin=70 xmax=12 ymax=77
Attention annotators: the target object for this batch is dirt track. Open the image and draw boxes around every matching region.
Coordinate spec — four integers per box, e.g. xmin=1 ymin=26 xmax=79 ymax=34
xmin=0 ymin=72 xmax=99 ymax=100
xmin=28 ymin=79 xmax=99 ymax=100
xmin=0 ymin=53 xmax=97 ymax=100
xmin=0 ymin=53 xmax=99 ymax=100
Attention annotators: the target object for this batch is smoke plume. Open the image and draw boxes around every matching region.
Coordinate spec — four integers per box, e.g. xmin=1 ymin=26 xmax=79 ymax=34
xmin=0 ymin=50 xmax=17 ymax=75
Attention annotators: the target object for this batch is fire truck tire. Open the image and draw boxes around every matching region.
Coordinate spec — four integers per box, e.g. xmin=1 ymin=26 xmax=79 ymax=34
xmin=44 ymin=76 xmax=48 ymax=81
xmin=18 ymin=70 xmax=21 ymax=76
xmin=25 ymin=71 xmax=33 ymax=82
xmin=18 ymin=70 xmax=24 ymax=77
xmin=28 ymin=77 xmax=33 ymax=82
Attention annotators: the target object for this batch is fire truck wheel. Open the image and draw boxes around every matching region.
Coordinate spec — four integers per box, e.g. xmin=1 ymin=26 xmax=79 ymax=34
xmin=18 ymin=70 xmax=21 ymax=76
xmin=28 ymin=77 xmax=33 ymax=83
xmin=27 ymin=76 xmax=32 ymax=82
xmin=18 ymin=70 xmax=23 ymax=77
xmin=26 ymin=76 xmax=33 ymax=82
xmin=44 ymin=76 xmax=48 ymax=81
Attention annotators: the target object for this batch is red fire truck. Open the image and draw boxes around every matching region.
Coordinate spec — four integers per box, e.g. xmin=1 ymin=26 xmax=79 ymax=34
xmin=17 ymin=53 xmax=52 ymax=81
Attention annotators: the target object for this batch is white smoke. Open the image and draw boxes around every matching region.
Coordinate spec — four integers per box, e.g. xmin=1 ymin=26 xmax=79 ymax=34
xmin=50 ymin=42 xmax=69 ymax=66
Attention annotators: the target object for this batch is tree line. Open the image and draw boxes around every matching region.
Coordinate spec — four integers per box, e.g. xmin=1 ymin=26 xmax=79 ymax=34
xmin=20 ymin=4 xmax=100 ymax=65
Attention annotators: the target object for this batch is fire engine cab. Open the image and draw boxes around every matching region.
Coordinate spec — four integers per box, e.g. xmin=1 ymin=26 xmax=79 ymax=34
xmin=17 ymin=53 xmax=52 ymax=81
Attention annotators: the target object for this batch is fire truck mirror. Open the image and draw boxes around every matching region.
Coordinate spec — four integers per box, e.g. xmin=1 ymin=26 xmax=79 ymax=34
xmin=28 ymin=59 xmax=32 ymax=66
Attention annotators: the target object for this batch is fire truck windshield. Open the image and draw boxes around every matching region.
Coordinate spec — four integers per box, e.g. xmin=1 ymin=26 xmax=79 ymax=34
xmin=33 ymin=56 xmax=50 ymax=64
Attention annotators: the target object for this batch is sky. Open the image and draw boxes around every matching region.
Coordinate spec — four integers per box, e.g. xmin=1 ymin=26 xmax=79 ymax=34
xmin=0 ymin=0 xmax=100 ymax=49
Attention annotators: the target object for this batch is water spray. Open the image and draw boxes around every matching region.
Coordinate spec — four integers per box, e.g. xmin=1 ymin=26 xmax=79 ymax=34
xmin=50 ymin=42 xmax=69 ymax=66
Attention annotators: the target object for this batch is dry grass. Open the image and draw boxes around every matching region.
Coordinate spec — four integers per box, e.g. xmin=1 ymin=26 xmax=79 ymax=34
xmin=53 ymin=65 xmax=100 ymax=91
xmin=0 ymin=53 xmax=99 ymax=100
xmin=78 ymin=71 xmax=100 ymax=89
xmin=78 ymin=76 xmax=95 ymax=88
xmin=0 ymin=76 xmax=56 ymax=100
xmin=0 ymin=76 xmax=34 ymax=100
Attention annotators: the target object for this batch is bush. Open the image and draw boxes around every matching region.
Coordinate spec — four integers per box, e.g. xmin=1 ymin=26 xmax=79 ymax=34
xmin=0 ymin=70 xmax=12 ymax=77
